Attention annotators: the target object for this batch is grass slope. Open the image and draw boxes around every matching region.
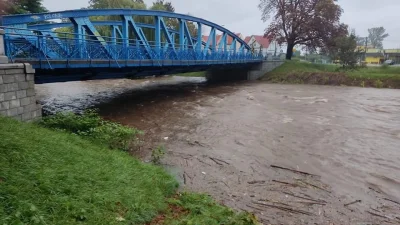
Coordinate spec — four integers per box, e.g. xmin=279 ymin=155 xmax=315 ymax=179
xmin=0 ymin=116 xmax=259 ymax=225
xmin=0 ymin=116 xmax=177 ymax=224
xmin=263 ymin=61 xmax=400 ymax=88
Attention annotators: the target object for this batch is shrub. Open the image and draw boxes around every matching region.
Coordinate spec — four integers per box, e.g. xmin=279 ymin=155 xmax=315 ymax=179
xmin=374 ymin=79 xmax=384 ymax=88
xmin=39 ymin=109 xmax=141 ymax=150
xmin=381 ymin=64 xmax=390 ymax=69
xmin=151 ymin=145 xmax=166 ymax=164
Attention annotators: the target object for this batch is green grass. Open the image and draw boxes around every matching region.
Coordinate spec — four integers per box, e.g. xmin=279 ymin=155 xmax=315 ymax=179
xmin=173 ymin=71 xmax=206 ymax=77
xmin=269 ymin=60 xmax=338 ymax=74
xmin=347 ymin=65 xmax=400 ymax=79
xmin=0 ymin=116 xmax=178 ymax=225
xmin=0 ymin=116 xmax=259 ymax=225
xmin=161 ymin=193 xmax=258 ymax=225
xmin=264 ymin=61 xmax=400 ymax=88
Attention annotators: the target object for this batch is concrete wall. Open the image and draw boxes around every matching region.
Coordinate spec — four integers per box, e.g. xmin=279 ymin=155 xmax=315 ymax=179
xmin=247 ymin=61 xmax=284 ymax=80
xmin=0 ymin=63 xmax=42 ymax=121
xmin=206 ymin=61 xmax=284 ymax=82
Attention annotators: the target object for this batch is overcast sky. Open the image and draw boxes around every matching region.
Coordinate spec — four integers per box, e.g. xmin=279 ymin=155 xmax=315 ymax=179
xmin=42 ymin=0 xmax=400 ymax=48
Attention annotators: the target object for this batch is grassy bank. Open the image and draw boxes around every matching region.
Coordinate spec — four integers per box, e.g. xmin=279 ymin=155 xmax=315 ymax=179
xmin=262 ymin=61 xmax=400 ymax=88
xmin=0 ymin=115 xmax=257 ymax=225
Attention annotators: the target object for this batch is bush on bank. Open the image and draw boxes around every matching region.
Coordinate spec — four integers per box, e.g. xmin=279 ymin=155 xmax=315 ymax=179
xmin=38 ymin=109 xmax=141 ymax=151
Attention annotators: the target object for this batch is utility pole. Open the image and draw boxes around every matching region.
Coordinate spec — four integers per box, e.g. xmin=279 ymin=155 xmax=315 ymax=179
xmin=364 ymin=37 xmax=368 ymax=61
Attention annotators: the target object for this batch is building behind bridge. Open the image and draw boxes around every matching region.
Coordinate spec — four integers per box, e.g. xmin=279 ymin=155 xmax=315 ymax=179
xmin=202 ymin=33 xmax=286 ymax=59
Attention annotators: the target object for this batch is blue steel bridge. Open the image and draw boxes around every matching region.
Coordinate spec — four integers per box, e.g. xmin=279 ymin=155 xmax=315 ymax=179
xmin=0 ymin=9 xmax=263 ymax=83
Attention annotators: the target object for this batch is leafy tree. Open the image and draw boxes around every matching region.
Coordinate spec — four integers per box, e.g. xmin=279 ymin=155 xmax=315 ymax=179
xmin=259 ymin=0 xmax=348 ymax=60
xmin=152 ymin=0 xmax=175 ymax=12
xmin=88 ymin=0 xmax=146 ymax=9
xmin=1 ymin=0 xmax=47 ymax=15
xmin=329 ymin=34 xmax=360 ymax=69
xmin=368 ymin=27 xmax=389 ymax=49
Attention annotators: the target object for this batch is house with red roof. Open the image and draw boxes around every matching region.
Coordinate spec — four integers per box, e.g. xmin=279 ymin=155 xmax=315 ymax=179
xmin=244 ymin=35 xmax=285 ymax=57
xmin=201 ymin=33 xmax=285 ymax=57
xmin=202 ymin=33 xmax=245 ymax=51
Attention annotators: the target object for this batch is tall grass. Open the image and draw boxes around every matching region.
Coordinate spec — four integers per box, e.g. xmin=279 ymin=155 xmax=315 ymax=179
xmin=38 ymin=110 xmax=142 ymax=151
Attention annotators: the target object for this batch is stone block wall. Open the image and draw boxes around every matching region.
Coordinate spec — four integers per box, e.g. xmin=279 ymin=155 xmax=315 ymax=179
xmin=0 ymin=63 xmax=42 ymax=121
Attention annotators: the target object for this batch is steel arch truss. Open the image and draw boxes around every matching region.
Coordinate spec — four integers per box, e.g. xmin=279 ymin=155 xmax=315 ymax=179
xmin=1 ymin=9 xmax=263 ymax=69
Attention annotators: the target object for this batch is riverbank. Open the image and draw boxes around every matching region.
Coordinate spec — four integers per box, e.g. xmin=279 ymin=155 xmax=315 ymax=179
xmin=261 ymin=61 xmax=400 ymax=88
xmin=0 ymin=115 xmax=258 ymax=225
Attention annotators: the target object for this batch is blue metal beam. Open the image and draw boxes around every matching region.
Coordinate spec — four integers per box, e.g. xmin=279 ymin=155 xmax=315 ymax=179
xmin=203 ymin=27 xmax=215 ymax=56
xmin=27 ymin=21 xmax=209 ymax=49
xmin=155 ymin=16 xmax=161 ymax=57
xmin=182 ymin=20 xmax=194 ymax=48
xmin=3 ymin=9 xmax=251 ymax=50
xmin=196 ymin=22 xmax=202 ymax=52
xmin=159 ymin=17 xmax=177 ymax=58
xmin=218 ymin=33 xmax=227 ymax=52
xmin=122 ymin=15 xmax=152 ymax=59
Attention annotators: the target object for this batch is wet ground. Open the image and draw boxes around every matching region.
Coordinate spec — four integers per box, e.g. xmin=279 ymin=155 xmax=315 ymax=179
xmin=37 ymin=77 xmax=400 ymax=225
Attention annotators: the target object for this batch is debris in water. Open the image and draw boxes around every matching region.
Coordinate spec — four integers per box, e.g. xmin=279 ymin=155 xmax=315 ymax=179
xmin=164 ymin=137 xmax=169 ymax=140
xmin=202 ymin=172 xmax=206 ymax=175
xmin=344 ymin=200 xmax=362 ymax=207
xmin=252 ymin=201 xmax=315 ymax=216
xmin=271 ymin=165 xmax=320 ymax=177
xmin=209 ymin=157 xmax=230 ymax=165
xmin=248 ymin=180 xmax=266 ymax=185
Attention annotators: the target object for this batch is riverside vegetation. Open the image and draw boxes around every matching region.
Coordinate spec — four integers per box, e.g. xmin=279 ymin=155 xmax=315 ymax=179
xmin=0 ymin=111 xmax=259 ymax=225
xmin=262 ymin=61 xmax=400 ymax=89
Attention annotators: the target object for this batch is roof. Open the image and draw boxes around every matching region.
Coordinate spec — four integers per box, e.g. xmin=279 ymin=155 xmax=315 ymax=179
xmin=226 ymin=33 xmax=243 ymax=45
xmin=366 ymin=49 xmax=382 ymax=53
xmin=385 ymin=49 xmax=400 ymax=54
xmin=202 ymin=33 xmax=243 ymax=45
xmin=244 ymin=35 xmax=271 ymax=48
xmin=244 ymin=36 xmax=251 ymax=43
xmin=202 ymin=35 xmax=208 ymax=42
xmin=253 ymin=35 xmax=271 ymax=48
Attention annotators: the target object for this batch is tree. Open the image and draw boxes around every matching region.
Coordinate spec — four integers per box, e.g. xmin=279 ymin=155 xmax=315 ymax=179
xmin=329 ymin=34 xmax=360 ymax=69
xmin=0 ymin=0 xmax=47 ymax=15
xmin=259 ymin=0 xmax=348 ymax=60
xmin=151 ymin=0 xmax=175 ymax=12
xmin=87 ymin=0 xmax=147 ymax=38
xmin=368 ymin=27 xmax=389 ymax=49
xmin=88 ymin=0 xmax=146 ymax=9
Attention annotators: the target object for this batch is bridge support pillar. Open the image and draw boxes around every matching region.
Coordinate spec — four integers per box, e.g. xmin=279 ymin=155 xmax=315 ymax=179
xmin=0 ymin=31 xmax=42 ymax=121
xmin=206 ymin=61 xmax=284 ymax=82
xmin=0 ymin=30 xmax=8 ymax=64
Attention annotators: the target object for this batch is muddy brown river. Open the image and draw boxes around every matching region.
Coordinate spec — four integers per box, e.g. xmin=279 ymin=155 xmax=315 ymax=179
xmin=37 ymin=77 xmax=400 ymax=225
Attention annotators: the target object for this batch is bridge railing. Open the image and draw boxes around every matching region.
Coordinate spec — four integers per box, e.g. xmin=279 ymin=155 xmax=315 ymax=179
xmin=2 ymin=26 xmax=263 ymax=69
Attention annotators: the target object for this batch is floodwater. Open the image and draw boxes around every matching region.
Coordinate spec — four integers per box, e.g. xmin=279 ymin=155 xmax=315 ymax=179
xmin=37 ymin=77 xmax=400 ymax=225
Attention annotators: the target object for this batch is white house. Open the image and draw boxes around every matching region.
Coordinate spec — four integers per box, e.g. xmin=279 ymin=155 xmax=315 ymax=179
xmin=244 ymin=35 xmax=285 ymax=57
